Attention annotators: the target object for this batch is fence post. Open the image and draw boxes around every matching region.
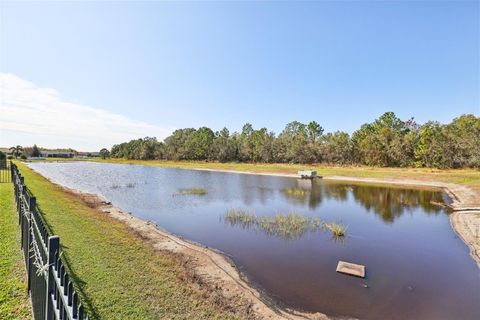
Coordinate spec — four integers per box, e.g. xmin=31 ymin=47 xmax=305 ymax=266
xmin=21 ymin=183 xmax=28 ymax=249
xmin=45 ymin=236 xmax=60 ymax=320
xmin=26 ymin=196 xmax=36 ymax=292
xmin=16 ymin=177 xmax=22 ymax=225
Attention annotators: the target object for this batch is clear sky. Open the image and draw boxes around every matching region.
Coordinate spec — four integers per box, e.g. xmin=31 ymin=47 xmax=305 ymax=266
xmin=1 ymin=0 xmax=479 ymax=150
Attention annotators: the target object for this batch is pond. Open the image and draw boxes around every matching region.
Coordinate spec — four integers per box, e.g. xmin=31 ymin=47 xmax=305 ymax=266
xmin=27 ymin=162 xmax=480 ymax=320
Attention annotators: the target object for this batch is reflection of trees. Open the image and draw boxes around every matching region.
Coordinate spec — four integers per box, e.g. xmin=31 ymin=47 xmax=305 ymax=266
xmin=279 ymin=180 xmax=445 ymax=223
xmin=350 ymin=186 xmax=443 ymax=223
xmin=281 ymin=179 xmax=327 ymax=209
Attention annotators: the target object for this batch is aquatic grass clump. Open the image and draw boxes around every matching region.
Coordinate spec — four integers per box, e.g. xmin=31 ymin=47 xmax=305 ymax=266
xmin=126 ymin=182 xmax=136 ymax=188
xmin=110 ymin=184 xmax=120 ymax=189
xmin=223 ymin=210 xmax=347 ymax=240
xmin=223 ymin=209 xmax=256 ymax=228
xmin=178 ymin=187 xmax=208 ymax=196
xmin=223 ymin=210 xmax=324 ymax=240
xmin=256 ymin=212 xmax=310 ymax=240
xmin=310 ymin=217 xmax=322 ymax=230
xmin=324 ymin=222 xmax=347 ymax=237
xmin=282 ymin=187 xmax=307 ymax=198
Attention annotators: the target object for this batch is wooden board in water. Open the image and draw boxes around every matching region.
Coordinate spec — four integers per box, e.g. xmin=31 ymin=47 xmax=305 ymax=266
xmin=336 ymin=261 xmax=365 ymax=278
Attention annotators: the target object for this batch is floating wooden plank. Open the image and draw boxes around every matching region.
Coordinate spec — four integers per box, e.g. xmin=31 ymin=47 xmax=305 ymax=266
xmin=336 ymin=261 xmax=365 ymax=278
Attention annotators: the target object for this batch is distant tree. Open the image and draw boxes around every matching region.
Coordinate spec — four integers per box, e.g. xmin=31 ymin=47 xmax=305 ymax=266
xmin=352 ymin=112 xmax=409 ymax=166
xmin=0 ymin=151 xmax=5 ymax=160
xmin=307 ymin=121 xmax=324 ymax=143
xmin=321 ymin=131 xmax=353 ymax=164
xmin=99 ymin=148 xmax=110 ymax=159
xmin=213 ymin=128 xmax=237 ymax=162
xmin=414 ymin=122 xmax=447 ymax=168
xmin=239 ymin=123 xmax=254 ymax=161
xmin=31 ymin=144 xmax=40 ymax=157
xmin=276 ymin=121 xmax=309 ymax=163
xmin=445 ymin=115 xmax=480 ymax=168
xmin=9 ymin=145 xmax=23 ymax=158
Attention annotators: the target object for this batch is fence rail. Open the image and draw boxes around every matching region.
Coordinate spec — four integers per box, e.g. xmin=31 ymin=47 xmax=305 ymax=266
xmin=11 ymin=162 xmax=88 ymax=320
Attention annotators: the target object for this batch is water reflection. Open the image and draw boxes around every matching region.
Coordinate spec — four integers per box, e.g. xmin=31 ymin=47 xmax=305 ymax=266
xmin=280 ymin=179 xmax=444 ymax=223
xmin=349 ymin=184 xmax=444 ymax=223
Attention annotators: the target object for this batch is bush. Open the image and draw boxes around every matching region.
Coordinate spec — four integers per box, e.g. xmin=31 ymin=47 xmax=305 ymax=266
xmin=20 ymin=155 xmax=27 ymax=160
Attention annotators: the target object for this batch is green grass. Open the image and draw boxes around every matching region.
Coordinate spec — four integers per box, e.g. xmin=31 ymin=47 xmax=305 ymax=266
xmin=14 ymin=162 xmax=244 ymax=319
xmin=177 ymin=187 xmax=208 ymax=196
xmin=0 ymin=184 xmax=31 ymax=319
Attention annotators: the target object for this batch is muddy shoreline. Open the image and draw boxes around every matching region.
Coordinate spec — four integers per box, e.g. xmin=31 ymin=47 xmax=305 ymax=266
xmin=28 ymin=165 xmax=480 ymax=319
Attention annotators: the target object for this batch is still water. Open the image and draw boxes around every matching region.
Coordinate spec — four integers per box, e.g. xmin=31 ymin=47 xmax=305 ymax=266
xmin=27 ymin=162 xmax=480 ymax=319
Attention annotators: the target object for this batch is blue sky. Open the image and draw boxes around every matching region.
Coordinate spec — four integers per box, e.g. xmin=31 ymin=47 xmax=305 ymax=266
xmin=1 ymin=1 xmax=479 ymax=150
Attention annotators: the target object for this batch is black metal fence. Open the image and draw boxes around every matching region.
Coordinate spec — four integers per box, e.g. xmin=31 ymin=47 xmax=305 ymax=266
xmin=0 ymin=159 xmax=11 ymax=182
xmin=11 ymin=162 xmax=88 ymax=320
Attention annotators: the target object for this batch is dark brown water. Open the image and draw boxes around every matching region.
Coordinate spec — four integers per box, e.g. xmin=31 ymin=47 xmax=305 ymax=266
xmin=28 ymin=162 xmax=480 ymax=320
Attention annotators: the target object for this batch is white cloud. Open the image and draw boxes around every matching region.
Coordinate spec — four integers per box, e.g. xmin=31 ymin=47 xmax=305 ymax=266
xmin=0 ymin=73 xmax=174 ymax=151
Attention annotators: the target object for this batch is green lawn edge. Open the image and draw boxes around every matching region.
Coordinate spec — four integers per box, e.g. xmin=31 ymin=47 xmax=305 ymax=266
xmin=0 ymin=183 xmax=32 ymax=320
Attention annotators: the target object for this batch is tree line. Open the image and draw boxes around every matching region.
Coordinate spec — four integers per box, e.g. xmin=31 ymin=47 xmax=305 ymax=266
xmin=110 ymin=112 xmax=480 ymax=168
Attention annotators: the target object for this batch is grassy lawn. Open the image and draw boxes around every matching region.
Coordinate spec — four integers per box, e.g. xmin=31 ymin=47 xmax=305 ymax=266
xmin=15 ymin=162 xmax=244 ymax=320
xmin=91 ymin=159 xmax=480 ymax=192
xmin=0 ymin=183 xmax=31 ymax=320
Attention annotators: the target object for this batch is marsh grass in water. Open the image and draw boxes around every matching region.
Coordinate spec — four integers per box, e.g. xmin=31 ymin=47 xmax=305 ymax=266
xmin=324 ymin=222 xmax=347 ymax=237
xmin=224 ymin=209 xmax=256 ymax=228
xmin=223 ymin=210 xmax=348 ymax=240
xmin=177 ymin=187 xmax=208 ymax=196
xmin=223 ymin=211 xmax=329 ymax=240
xmin=256 ymin=213 xmax=311 ymax=240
